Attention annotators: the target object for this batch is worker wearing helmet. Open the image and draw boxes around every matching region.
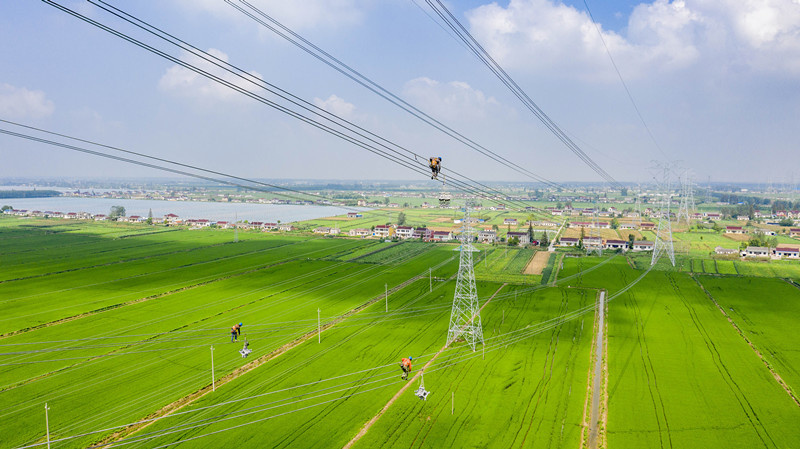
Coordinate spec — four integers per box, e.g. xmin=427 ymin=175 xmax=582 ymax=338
xmin=400 ymin=356 xmax=413 ymax=380
xmin=231 ymin=323 xmax=243 ymax=342
xmin=429 ymin=157 xmax=441 ymax=180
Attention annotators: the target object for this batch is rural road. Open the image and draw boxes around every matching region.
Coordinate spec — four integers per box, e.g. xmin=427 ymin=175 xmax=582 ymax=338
xmin=588 ymin=290 xmax=606 ymax=449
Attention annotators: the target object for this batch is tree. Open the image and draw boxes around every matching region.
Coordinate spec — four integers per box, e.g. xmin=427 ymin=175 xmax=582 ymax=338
xmin=383 ymin=197 xmax=390 ymax=205
xmin=779 ymin=218 xmax=794 ymax=227
xmin=1 ymin=205 xmax=12 ymax=211
xmin=527 ymin=223 xmax=534 ymax=245
xmin=146 ymin=208 xmax=153 ymax=225
xmin=397 ymin=211 xmax=407 ymax=226
xmin=628 ymin=233 xmax=635 ymax=249
xmin=610 ymin=218 xmax=619 ymax=229
xmin=492 ymin=224 xmax=499 ymax=232
xmin=508 ymin=236 xmax=519 ymax=246
xmin=621 ymin=187 xmax=628 ymax=197
xmin=109 ymin=206 xmax=126 ymax=220
xmin=540 ymin=231 xmax=549 ymax=247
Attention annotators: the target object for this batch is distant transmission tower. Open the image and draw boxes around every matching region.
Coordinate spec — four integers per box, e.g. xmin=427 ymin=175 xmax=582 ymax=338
xmin=652 ymin=163 xmax=675 ymax=266
xmin=677 ymin=169 xmax=696 ymax=225
xmin=446 ymin=203 xmax=484 ymax=351
xmin=587 ymin=200 xmax=602 ymax=255
xmin=635 ymin=183 xmax=642 ymax=217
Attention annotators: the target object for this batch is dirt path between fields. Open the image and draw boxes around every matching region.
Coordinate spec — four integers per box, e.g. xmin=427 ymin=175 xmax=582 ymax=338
xmin=91 ymin=258 xmax=455 ymax=447
xmin=524 ymin=251 xmax=550 ymax=275
xmin=342 ymin=283 xmax=507 ymax=449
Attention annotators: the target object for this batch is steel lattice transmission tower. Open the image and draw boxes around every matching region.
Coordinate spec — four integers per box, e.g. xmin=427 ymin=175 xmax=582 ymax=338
xmin=676 ymin=169 xmax=696 ymax=226
xmin=652 ymin=163 xmax=676 ymax=266
xmin=446 ymin=203 xmax=484 ymax=351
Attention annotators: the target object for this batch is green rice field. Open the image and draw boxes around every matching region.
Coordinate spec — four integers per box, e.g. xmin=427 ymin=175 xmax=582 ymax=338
xmin=2 ymin=217 xmax=799 ymax=448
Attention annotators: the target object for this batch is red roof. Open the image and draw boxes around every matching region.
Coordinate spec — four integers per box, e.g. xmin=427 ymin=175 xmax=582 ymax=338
xmin=776 ymin=247 xmax=799 ymax=252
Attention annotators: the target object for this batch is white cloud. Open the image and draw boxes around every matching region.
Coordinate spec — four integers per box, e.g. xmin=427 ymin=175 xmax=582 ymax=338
xmin=313 ymin=94 xmax=357 ymax=119
xmin=0 ymin=83 xmax=55 ymax=119
xmin=402 ymin=77 xmax=500 ymax=122
xmin=173 ymin=0 xmax=367 ymax=30
xmin=158 ymin=48 xmax=263 ymax=104
xmin=466 ymin=0 xmax=800 ymax=79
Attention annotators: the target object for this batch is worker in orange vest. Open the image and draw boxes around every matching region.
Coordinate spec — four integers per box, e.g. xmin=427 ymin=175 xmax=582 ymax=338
xmin=429 ymin=157 xmax=441 ymax=180
xmin=231 ymin=323 xmax=242 ymax=342
xmin=400 ymin=356 xmax=413 ymax=380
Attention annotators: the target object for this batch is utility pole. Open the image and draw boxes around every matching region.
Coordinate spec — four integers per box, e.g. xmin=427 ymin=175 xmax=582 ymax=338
xmin=317 ymin=308 xmax=321 ymax=343
xmin=210 ymin=346 xmax=215 ymax=392
xmin=45 ymin=403 xmax=51 ymax=449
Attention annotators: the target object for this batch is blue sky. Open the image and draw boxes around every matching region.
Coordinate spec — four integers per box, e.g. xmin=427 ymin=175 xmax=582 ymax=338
xmin=1 ymin=0 xmax=799 ymax=185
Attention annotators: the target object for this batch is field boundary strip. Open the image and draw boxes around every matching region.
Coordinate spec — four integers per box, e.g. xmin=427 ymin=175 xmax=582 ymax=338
xmin=342 ymin=283 xmax=507 ymax=449
xmin=691 ymin=274 xmax=800 ymax=408
xmin=90 ymin=257 xmax=455 ymax=447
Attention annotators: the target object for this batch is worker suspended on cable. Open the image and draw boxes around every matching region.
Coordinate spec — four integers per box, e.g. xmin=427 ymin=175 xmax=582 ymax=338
xmin=231 ymin=323 xmax=243 ymax=342
xmin=429 ymin=157 xmax=441 ymax=180
xmin=400 ymin=356 xmax=413 ymax=380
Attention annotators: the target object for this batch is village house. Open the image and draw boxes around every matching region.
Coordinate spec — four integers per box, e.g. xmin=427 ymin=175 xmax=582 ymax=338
xmin=736 ymin=215 xmax=750 ymax=221
xmin=791 ymin=228 xmax=800 ymax=238
xmin=412 ymin=227 xmax=433 ymax=240
xmin=373 ymin=224 xmax=395 ymax=238
xmin=605 ymin=239 xmax=628 ymax=250
xmin=478 ymin=230 xmax=497 ymax=243
xmin=725 ymin=226 xmax=746 ymax=234
xmin=775 ymin=247 xmax=800 ymax=259
xmin=744 ymin=246 xmax=770 ymax=258
xmin=558 ymin=237 xmax=579 ymax=247
xmin=757 ymin=228 xmax=776 ymax=236
xmin=262 ymin=223 xmax=279 ymax=230
xmin=583 ymin=236 xmax=603 ymax=249
xmin=506 ymin=231 xmax=530 ymax=245
xmin=706 ymin=213 xmax=722 ymax=221
xmin=619 ymin=222 xmax=637 ymax=230
xmin=714 ymin=247 xmax=739 ymax=256
xmin=93 ymin=214 xmax=108 ymax=221
xmin=346 ymin=212 xmax=363 ymax=218
xmin=395 ymin=226 xmax=414 ymax=239
xmin=503 ymin=218 xmax=517 ymax=225
xmin=313 ymin=226 xmax=331 ymax=234
xmin=349 ymin=228 xmax=372 ymax=237
xmin=639 ymin=222 xmax=655 ymax=231
xmin=431 ymin=230 xmax=452 ymax=241
xmin=278 ymin=224 xmax=294 ymax=232
xmin=632 ymin=241 xmax=655 ymax=251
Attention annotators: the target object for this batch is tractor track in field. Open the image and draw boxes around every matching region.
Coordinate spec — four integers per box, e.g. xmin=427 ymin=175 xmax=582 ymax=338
xmin=91 ymin=260 xmax=456 ymax=448
xmin=627 ymin=270 xmax=671 ymax=449
xmin=0 ymin=259 xmax=295 ymax=393
xmin=693 ymin=275 xmax=800 ymax=408
xmin=672 ymin=274 xmax=777 ymax=448
xmin=0 ymin=239 xmax=312 ymax=309
xmin=516 ymin=287 xmax=570 ymax=447
xmin=342 ymin=283 xmax=506 ymax=449
xmin=0 ymin=240 xmax=244 ymax=284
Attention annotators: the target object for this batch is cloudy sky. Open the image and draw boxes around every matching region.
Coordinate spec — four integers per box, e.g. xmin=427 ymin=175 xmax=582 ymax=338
xmin=1 ymin=0 xmax=799 ymax=185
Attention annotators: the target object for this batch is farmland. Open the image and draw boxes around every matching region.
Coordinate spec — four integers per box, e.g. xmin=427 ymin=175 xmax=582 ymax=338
xmin=2 ymin=217 xmax=800 ymax=448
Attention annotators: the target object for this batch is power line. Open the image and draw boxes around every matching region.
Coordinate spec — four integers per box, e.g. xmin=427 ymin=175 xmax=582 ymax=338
xmin=424 ymin=0 xmax=621 ymax=187
xmin=47 ymin=0 xmax=544 ymax=214
xmin=581 ymin=0 xmax=670 ymax=161
xmin=226 ymin=0 xmax=563 ymax=189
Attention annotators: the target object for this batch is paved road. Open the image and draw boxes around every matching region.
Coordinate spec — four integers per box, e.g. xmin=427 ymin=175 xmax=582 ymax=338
xmin=588 ymin=290 xmax=606 ymax=449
